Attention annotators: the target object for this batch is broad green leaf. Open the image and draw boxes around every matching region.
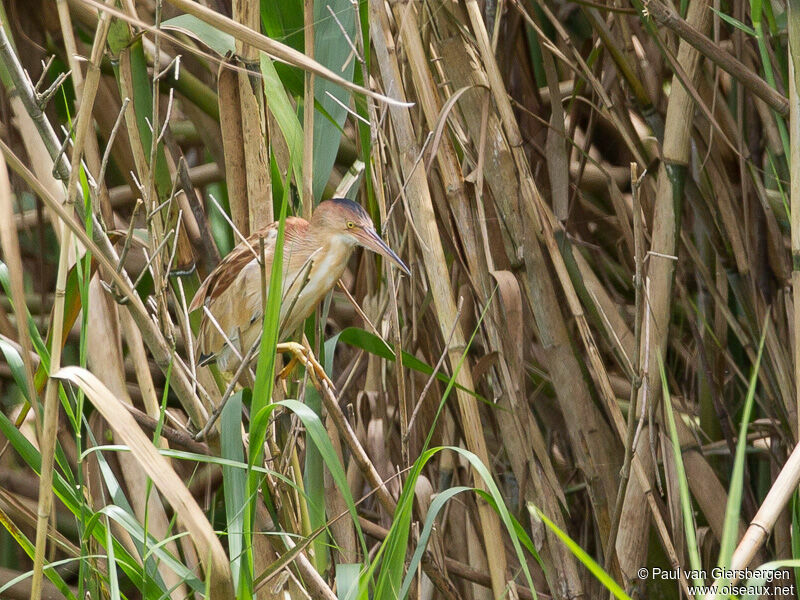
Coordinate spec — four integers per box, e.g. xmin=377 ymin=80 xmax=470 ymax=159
xmin=162 ymin=14 xmax=236 ymax=56
xmin=260 ymin=54 xmax=305 ymax=183
xmin=260 ymin=0 xmax=305 ymax=94
xmin=336 ymin=563 xmax=361 ymax=600
xmin=325 ymin=327 xmax=484 ymax=401
xmin=311 ymin=0 xmax=358 ymax=201
xmin=0 ymin=338 xmax=32 ymax=402
xmin=221 ymin=391 xmax=247 ymax=592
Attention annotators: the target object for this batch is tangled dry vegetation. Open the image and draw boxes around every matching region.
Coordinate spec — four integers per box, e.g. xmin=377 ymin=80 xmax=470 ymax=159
xmin=1 ymin=0 xmax=800 ymax=598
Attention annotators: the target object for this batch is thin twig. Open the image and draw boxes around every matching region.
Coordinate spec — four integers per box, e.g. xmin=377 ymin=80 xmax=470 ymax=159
xmin=603 ymin=164 xmax=645 ymax=570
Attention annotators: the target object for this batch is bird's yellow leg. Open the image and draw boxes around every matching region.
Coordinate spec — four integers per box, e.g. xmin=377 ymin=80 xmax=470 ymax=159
xmin=275 ymin=340 xmax=335 ymax=393
xmin=276 ymin=354 xmax=300 ymax=383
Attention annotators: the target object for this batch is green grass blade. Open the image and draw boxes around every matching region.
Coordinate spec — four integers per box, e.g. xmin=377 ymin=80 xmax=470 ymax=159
xmin=529 ymin=504 xmax=631 ymax=600
xmin=659 ymin=353 xmax=704 ymax=589
xmin=279 ymin=399 xmax=366 ymax=557
xmin=260 ymin=54 xmax=304 ymax=184
xmin=244 ymin=190 xmax=288 ymax=594
xmin=717 ymin=318 xmax=768 ymax=578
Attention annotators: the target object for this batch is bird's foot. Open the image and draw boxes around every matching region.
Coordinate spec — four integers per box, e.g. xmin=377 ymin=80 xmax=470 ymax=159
xmin=275 ymin=341 xmax=336 ymax=394
xmin=276 ymin=356 xmax=299 ymax=382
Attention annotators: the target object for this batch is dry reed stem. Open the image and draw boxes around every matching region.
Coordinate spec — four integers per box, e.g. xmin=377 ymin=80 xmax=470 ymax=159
xmin=645 ymin=0 xmax=789 ymax=115
xmin=233 ymin=0 xmax=271 ymax=231
xmin=459 ymin=0 xmax=623 ymax=537
xmin=370 ymin=0 xmax=510 ymax=594
xmin=218 ymin=64 xmax=250 ymax=235
xmin=28 ymin=120 xmax=71 ymax=600
xmin=393 ymin=2 xmax=582 ymax=595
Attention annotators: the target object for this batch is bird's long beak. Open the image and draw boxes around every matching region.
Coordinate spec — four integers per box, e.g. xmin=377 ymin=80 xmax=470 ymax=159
xmin=358 ymin=227 xmax=411 ymax=276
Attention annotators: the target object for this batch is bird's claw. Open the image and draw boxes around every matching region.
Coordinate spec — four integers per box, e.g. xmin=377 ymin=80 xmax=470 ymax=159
xmin=275 ymin=341 xmax=336 ymax=394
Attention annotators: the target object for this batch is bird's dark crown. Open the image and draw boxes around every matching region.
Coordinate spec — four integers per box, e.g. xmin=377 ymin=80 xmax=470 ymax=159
xmin=326 ymin=197 xmax=370 ymax=221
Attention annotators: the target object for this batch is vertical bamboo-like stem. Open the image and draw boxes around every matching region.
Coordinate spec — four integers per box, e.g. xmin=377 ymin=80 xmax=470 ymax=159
xmin=217 ymin=65 xmax=250 ymax=234
xmin=22 ymin=168 xmax=71 ymax=600
xmin=28 ymin=7 xmax=113 ymax=597
xmin=303 ymin=0 xmax=315 ymax=219
xmin=369 ymin=1 xmax=510 ymax=595
xmin=790 ymin=0 xmax=800 ymax=440
xmin=604 ymin=164 xmax=645 ymax=571
xmin=619 ymin=0 xmax=712 ymax=580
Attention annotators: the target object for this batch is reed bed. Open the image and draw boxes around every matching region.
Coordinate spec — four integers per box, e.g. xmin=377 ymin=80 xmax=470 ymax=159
xmin=0 ymin=0 xmax=798 ymax=598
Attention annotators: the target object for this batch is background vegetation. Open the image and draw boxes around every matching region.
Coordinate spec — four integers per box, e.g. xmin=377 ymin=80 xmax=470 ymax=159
xmin=0 ymin=0 xmax=799 ymax=597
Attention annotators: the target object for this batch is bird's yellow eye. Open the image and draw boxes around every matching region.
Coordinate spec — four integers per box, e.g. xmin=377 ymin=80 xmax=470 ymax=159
xmin=346 ymin=221 xmax=355 ymax=229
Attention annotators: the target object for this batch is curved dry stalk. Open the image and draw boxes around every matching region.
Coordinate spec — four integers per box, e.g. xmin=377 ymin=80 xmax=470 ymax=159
xmin=54 ymin=366 xmax=235 ymax=598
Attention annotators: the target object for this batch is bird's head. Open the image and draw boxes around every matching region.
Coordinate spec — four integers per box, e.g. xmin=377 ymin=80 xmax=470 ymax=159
xmin=312 ymin=198 xmax=411 ymax=276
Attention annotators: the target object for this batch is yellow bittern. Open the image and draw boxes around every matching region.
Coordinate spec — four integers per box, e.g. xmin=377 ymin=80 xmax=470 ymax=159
xmin=189 ymin=198 xmax=410 ymax=373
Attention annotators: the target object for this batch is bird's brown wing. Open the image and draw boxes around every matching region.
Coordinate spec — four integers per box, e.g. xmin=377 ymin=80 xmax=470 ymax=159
xmin=190 ymin=217 xmax=310 ymax=369
xmin=188 ymin=217 xmax=310 ymax=313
